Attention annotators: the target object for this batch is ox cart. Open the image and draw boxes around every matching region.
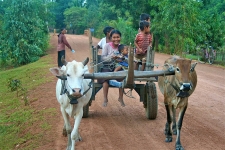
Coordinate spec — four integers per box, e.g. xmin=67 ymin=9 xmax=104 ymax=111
xmin=83 ymin=31 xmax=174 ymax=120
xmin=83 ymin=40 xmax=174 ymax=120
xmin=50 ymin=34 xmax=195 ymax=150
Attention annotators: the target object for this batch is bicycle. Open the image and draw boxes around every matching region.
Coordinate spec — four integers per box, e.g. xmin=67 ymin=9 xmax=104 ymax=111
xmin=204 ymin=42 xmax=215 ymax=65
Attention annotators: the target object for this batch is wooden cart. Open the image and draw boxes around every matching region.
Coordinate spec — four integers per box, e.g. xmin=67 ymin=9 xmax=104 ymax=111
xmin=83 ymin=30 xmax=174 ymax=119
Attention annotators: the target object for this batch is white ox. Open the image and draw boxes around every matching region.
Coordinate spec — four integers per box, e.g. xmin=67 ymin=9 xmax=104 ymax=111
xmin=49 ymin=57 xmax=92 ymax=150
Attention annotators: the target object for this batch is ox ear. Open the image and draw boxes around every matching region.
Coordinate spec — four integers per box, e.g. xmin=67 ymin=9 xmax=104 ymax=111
xmin=82 ymin=57 xmax=89 ymax=66
xmin=191 ymin=62 xmax=197 ymax=71
xmin=49 ymin=67 xmax=64 ymax=76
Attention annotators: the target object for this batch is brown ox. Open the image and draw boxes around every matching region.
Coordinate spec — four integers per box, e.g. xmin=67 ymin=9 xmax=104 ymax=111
xmin=158 ymin=56 xmax=197 ymax=150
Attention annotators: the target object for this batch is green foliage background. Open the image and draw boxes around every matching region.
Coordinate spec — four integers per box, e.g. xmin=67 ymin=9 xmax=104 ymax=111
xmin=57 ymin=0 xmax=225 ymax=55
xmin=0 ymin=0 xmax=50 ymax=66
xmin=0 ymin=0 xmax=224 ymax=66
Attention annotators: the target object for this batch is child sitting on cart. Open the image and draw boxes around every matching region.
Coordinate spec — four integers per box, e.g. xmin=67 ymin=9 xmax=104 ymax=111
xmin=109 ymin=44 xmax=128 ymax=88
xmin=114 ymin=44 xmax=129 ymax=71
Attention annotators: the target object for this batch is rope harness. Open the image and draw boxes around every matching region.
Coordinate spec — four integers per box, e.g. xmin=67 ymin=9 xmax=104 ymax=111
xmin=163 ymin=64 xmax=180 ymax=98
xmin=123 ymin=89 xmax=136 ymax=99
xmin=57 ymin=76 xmax=92 ymax=104
xmin=89 ymin=51 xmax=119 ymax=71
xmin=162 ymin=63 xmax=190 ymax=106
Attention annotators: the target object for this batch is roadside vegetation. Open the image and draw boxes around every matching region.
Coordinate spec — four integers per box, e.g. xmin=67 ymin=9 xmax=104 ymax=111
xmin=0 ymin=0 xmax=224 ymax=67
xmin=0 ymin=55 xmax=57 ymax=149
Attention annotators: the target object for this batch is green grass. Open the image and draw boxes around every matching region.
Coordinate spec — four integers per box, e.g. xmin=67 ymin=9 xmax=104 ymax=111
xmin=184 ymin=54 xmax=199 ymax=60
xmin=0 ymin=55 xmax=57 ymax=149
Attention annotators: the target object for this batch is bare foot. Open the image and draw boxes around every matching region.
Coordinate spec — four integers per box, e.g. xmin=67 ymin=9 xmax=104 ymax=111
xmin=118 ymin=98 xmax=125 ymax=107
xmin=102 ymin=99 xmax=108 ymax=107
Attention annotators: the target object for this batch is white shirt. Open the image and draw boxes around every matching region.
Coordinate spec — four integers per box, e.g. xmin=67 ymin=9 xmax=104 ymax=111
xmin=98 ymin=37 xmax=106 ymax=49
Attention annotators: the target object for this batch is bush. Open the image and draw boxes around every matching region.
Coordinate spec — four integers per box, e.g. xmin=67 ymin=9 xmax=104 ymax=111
xmin=0 ymin=0 xmax=49 ymax=66
xmin=109 ymin=17 xmax=137 ymax=46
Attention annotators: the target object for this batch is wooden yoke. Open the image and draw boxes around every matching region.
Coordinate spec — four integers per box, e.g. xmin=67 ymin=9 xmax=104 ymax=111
xmin=122 ymin=45 xmax=135 ymax=89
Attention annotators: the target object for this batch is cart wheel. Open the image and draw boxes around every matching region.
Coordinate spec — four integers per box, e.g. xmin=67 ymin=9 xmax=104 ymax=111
xmin=145 ymin=82 xmax=158 ymax=120
xmin=83 ymin=101 xmax=90 ymax=118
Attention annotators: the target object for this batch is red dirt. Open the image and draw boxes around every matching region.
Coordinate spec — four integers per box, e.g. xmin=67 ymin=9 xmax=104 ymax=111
xmin=31 ymin=34 xmax=225 ymax=150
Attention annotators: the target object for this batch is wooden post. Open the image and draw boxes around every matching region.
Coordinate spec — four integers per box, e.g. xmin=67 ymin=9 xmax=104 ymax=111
xmin=145 ymin=46 xmax=153 ymax=71
xmin=53 ymin=29 xmax=56 ymax=36
xmin=151 ymin=34 xmax=155 ymax=70
xmin=88 ymin=28 xmax=94 ymax=73
xmin=123 ymin=45 xmax=135 ymax=88
xmin=145 ymin=34 xmax=154 ymax=71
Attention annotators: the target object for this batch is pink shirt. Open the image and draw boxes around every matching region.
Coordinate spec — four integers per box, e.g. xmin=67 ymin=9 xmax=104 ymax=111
xmin=57 ymin=34 xmax=72 ymax=51
xmin=101 ymin=42 xmax=119 ymax=62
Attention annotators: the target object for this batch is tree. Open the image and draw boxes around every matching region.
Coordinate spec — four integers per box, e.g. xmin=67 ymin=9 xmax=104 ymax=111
xmin=150 ymin=0 xmax=206 ymax=54
xmin=0 ymin=0 xmax=49 ymax=65
xmin=53 ymin=0 xmax=86 ymax=28
xmin=64 ymin=6 xmax=88 ymax=34
xmin=201 ymin=0 xmax=225 ymax=48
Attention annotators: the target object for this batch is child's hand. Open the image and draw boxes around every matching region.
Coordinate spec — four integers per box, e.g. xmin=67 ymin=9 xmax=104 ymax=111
xmin=117 ymin=55 xmax=123 ymax=58
xmin=112 ymin=55 xmax=119 ymax=60
xmin=137 ymin=48 xmax=143 ymax=53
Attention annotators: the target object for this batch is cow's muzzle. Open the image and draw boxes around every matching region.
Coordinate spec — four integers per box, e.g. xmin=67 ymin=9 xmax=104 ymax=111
xmin=180 ymin=83 xmax=192 ymax=91
xmin=177 ymin=83 xmax=192 ymax=98
xmin=72 ymin=88 xmax=82 ymax=97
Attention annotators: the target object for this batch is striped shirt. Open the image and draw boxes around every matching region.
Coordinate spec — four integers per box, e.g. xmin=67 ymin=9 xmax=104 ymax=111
xmin=135 ymin=33 xmax=152 ymax=55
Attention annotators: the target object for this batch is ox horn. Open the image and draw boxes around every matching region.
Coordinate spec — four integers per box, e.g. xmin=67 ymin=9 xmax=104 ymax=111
xmin=61 ymin=55 xmax=67 ymax=66
xmin=82 ymin=57 xmax=89 ymax=66
xmin=191 ymin=62 xmax=197 ymax=70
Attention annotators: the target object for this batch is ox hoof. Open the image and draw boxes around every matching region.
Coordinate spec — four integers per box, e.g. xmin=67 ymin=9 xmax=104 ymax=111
xmin=176 ymin=145 xmax=184 ymax=150
xmin=165 ymin=136 xmax=172 ymax=142
xmin=75 ymin=137 xmax=82 ymax=142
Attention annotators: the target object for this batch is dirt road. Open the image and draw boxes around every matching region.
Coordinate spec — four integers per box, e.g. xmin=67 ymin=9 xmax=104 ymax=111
xmin=34 ymin=34 xmax=225 ymax=150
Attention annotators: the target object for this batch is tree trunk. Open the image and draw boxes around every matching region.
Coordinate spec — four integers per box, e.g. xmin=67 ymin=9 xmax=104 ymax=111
xmin=154 ymin=34 xmax=159 ymax=52
xmin=164 ymin=33 xmax=170 ymax=54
